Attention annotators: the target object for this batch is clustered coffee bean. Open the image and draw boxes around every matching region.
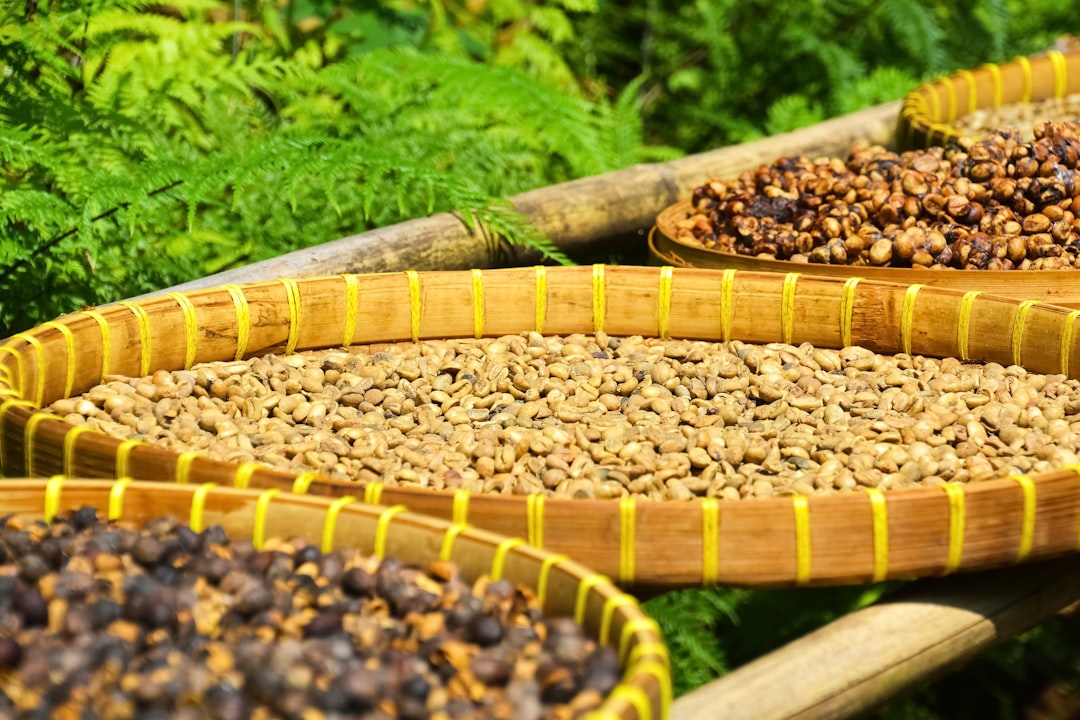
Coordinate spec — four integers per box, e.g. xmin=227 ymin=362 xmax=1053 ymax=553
xmin=0 ymin=510 xmax=619 ymax=718
xmin=51 ymin=333 xmax=1080 ymax=500
xmin=678 ymin=120 xmax=1080 ymax=270
xmin=954 ymin=95 xmax=1080 ymax=141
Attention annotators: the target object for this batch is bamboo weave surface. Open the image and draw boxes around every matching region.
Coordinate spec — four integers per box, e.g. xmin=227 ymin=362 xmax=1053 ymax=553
xmin=3 ymin=266 xmax=1080 ymax=587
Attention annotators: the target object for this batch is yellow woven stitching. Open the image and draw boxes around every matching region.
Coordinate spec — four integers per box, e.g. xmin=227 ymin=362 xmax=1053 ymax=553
xmin=1010 ymin=474 xmax=1036 ymax=563
xmin=592 ymin=264 xmax=606 ymax=334
xmin=628 ymin=642 xmax=671 ymax=668
xmin=839 ymin=277 xmax=861 ymax=348
xmin=490 ymin=537 xmax=524 ymax=582
xmin=957 ymin=290 xmax=982 ymax=361
xmin=619 ymin=496 xmax=636 ymax=584
xmin=252 ymin=488 xmax=281 ymax=550
xmin=865 ymin=487 xmax=889 ymax=583
xmin=189 ymin=483 xmax=217 ymax=533
xmin=701 ymin=498 xmax=719 ymax=585
xmin=901 ymin=284 xmax=925 ymax=356
xmin=406 ymin=270 xmax=421 ymax=342
xmin=574 ymin=573 xmax=609 ymax=625
xmin=63 ymin=425 xmax=91 ymax=476
xmin=534 ymin=266 xmax=547 ymax=334
xmin=1016 ymin=55 xmax=1033 ymax=104
xmin=793 ymin=495 xmax=811 ymax=585
xmin=12 ymin=334 xmax=44 ymax=407
xmin=633 ymin=659 xmax=673 ymax=717
xmin=120 ymin=301 xmax=153 ymax=377
xmin=956 ymin=69 xmax=978 ymax=114
xmin=43 ymin=475 xmax=65 ymax=523
xmin=657 ymin=266 xmax=673 ymax=339
xmin=982 ymin=63 xmax=1003 ymax=107
xmin=471 ymin=268 xmax=485 ymax=339
xmin=0 ymin=347 xmax=24 ymax=399
xmin=943 ymin=482 xmax=966 ymax=573
xmin=599 ymin=593 xmax=638 ymax=647
xmin=81 ymin=310 xmax=111 ymax=380
xmin=41 ymin=322 xmax=76 ymax=399
xmin=292 ymin=472 xmax=316 ymax=495
xmin=225 ymin=285 xmax=250 ymax=361
xmin=927 ymin=84 xmax=941 ymax=122
xmin=452 ymin=489 xmax=469 ymax=525
xmin=781 ymin=272 xmax=799 ymax=345
xmin=536 ymin=553 xmax=569 ymax=609
xmin=1049 ymin=50 xmax=1068 ymax=98
xmin=321 ymin=496 xmax=357 ymax=553
xmin=942 ymin=77 xmax=957 ymax=124
xmin=720 ymin=268 xmax=736 ymax=342
xmin=174 ymin=451 xmax=199 ymax=484
xmin=608 ymin=686 xmax=650 ymax=720
xmin=279 ymin=279 xmax=302 ymax=354
xmin=341 ymin=274 xmax=359 ymax=348
xmin=0 ymin=398 xmax=33 ymax=471
xmin=619 ymin=616 xmax=661 ymax=664
xmin=232 ymin=461 xmax=261 ymax=490
xmin=526 ymin=493 xmax=545 ymax=548
xmin=168 ymin=292 xmax=199 ymax=370
xmin=108 ymin=478 xmax=132 ymax=521
xmin=24 ymin=412 xmax=56 ymax=477
xmin=115 ymin=439 xmax=142 ymax=479
xmin=1011 ymin=300 xmax=1038 ymax=367
xmin=373 ymin=504 xmax=407 ymax=558
xmin=1061 ymin=310 xmax=1080 ymax=376
xmin=439 ymin=523 xmax=470 ymax=561
xmin=364 ymin=481 xmax=384 ymax=506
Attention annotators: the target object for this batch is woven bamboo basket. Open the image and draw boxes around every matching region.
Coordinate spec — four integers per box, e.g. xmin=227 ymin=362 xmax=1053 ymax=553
xmin=4 ymin=266 xmax=1080 ymax=587
xmin=0 ymin=476 xmax=669 ymax=720
xmin=897 ymin=49 xmax=1080 ymax=150
xmin=650 ymin=202 xmax=1080 ymax=308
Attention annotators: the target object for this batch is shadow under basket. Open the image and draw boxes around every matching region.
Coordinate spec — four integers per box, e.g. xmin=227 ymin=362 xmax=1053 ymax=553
xmin=0 ymin=477 xmax=669 ymax=720
xmin=3 ymin=266 xmax=1080 ymax=588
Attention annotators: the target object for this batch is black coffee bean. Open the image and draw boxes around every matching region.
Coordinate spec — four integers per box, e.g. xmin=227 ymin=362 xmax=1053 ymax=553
xmin=466 ymin=614 xmax=504 ymax=647
xmin=303 ymin=610 xmax=342 ymax=638
xmin=17 ymin=554 xmax=50 ymax=584
xmin=69 ymin=506 xmax=100 ymax=532
xmin=16 ymin=586 xmax=47 ymax=627
xmin=233 ymin=585 xmax=274 ymax=615
xmin=294 ymin=545 xmax=320 ymax=567
xmin=470 ymin=652 xmax=512 ymax=686
xmin=131 ymin=537 xmax=165 ymax=567
xmin=340 ymin=567 xmax=375 ymax=597
xmin=400 ymin=673 xmax=431 ymax=702
xmin=201 ymin=524 xmax=229 ymax=549
xmin=174 ymin=526 xmax=202 ymax=554
xmin=338 ymin=667 xmax=380 ymax=710
xmin=0 ymin=637 xmax=22 ymax=669
xmin=205 ymin=683 xmax=248 ymax=720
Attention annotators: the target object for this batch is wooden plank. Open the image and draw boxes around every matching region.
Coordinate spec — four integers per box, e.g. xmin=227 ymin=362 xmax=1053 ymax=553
xmin=670 ymin=556 xmax=1080 ymax=720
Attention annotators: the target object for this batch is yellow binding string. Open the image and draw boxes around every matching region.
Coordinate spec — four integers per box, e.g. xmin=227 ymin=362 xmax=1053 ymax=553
xmin=120 ymin=301 xmax=153 ymax=377
xmin=941 ymin=76 xmax=958 ymax=124
xmin=628 ymin=641 xmax=671 ymax=668
xmin=526 ymin=493 xmax=545 ymax=548
xmin=865 ymin=487 xmax=889 ymax=583
xmin=574 ymin=573 xmax=610 ymax=625
xmin=225 ymin=285 xmax=250 ymax=361
xmin=957 ymin=291 xmax=982 ymax=361
xmin=720 ymin=268 xmax=736 ymax=342
xmin=439 ymin=523 xmax=470 ymax=562
xmin=363 ymin=481 xmax=384 ymax=506
xmin=174 ymin=451 xmax=200 ymax=484
xmin=536 ymin=553 xmax=569 ymax=610
xmin=167 ymin=292 xmax=199 ymax=370
xmin=781 ymin=272 xmax=799 ymax=345
xmin=44 ymin=475 xmax=65 ymax=523
xmin=943 ymin=482 xmax=966 ymax=573
xmin=0 ymin=398 xmax=33 ymax=472
xmin=341 ymin=274 xmax=359 ymax=348
xmin=534 ymin=266 xmax=547 ymax=334
xmin=373 ymin=504 xmax=407 ymax=559
xmin=321 ymin=496 xmax=357 ymax=553
xmin=1049 ymin=50 xmax=1068 ymax=98
xmin=839 ymin=277 xmax=861 ymax=348
xmin=592 ymin=264 xmax=606 ymax=334
xmin=608 ymin=686 xmax=651 ymax=720
xmin=292 ymin=472 xmax=316 ymax=495
xmin=619 ymin=496 xmax=636 ymax=585
xmin=108 ymin=478 xmax=132 ymax=521
xmin=24 ymin=412 xmax=57 ymax=476
xmin=252 ymin=488 xmax=281 ymax=550
xmin=81 ymin=310 xmax=111 ymax=381
xmin=981 ymin=63 xmax=1003 ymax=107
xmin=406 ymin=270 xmax=421 ymax=342
xmin=793 ymin=495 xmax=811 ymax=585
xmin=901 ymin=284 xmax=924 ymax=356
xmin=62 ymin=425 xmax=92 ymax=476
xmin=0 ymin=347 xmax=23 ymax=400
xmin=633 ymin=659 xmax=673 ymax=715
xmin=599 ymin=593 xmax=638 ymax=647
xmin=1061 ymin=310 xmax=1080 ymax=376
xmin=41 ymin=321 xmax=76 ymax=399
xmin=452 ymin=489 xmax=469 ymax=525
xmin=279 ymin=279 xmax=302 ymax=354
xmin=619 ymin=616 xmax=661 ymax=664
xmin=956 ymin=69 xmax=978 ymax=114
xmin=115 ymin=439 xmax=142 ymax=478
xmin=657 ymin=266 xmax=673 ymax=339
xmin=701 ymin=498 xmax=719 ymax=585
xmin=490 ymin=537 xmax=524 ymax=582
xmin=471 ymin=269 xmax=485 ymax=339
xmin=926 ymin=85 xmax=941 ymax=124
xmin=1011 ymin=300 xmax=1037 ymax=367
xmin=11 ymin=334 xmax=44 ymax=407
xmin=189 ymin=483 xmax=217 ymax=533
xmin=232 ymin=461 xmax=261 ymax=490
xmin=1011 ymin=474 xmax=1036 ymax=563
xmin=1016 ymin=55 xmax=1033 ymax=104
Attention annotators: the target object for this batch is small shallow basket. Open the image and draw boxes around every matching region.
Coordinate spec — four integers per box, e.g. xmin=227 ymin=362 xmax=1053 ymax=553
xmin=4 ymin=266 xmax=1080 ymax=587
xmin=650 ymin=202 xmax=1080 ymax=309
xmin=897 ymin=49 xmax=1080 ymax=150
xmin=0 ymin=476 xmax=669 ymax=720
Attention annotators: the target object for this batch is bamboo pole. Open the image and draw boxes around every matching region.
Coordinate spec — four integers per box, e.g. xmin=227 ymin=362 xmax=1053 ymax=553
xmin=670 ymin=556 xmax=1080 ymax=720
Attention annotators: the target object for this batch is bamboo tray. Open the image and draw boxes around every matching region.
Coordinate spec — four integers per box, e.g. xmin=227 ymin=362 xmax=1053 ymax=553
xmin=3 ymin=266 xmax=1080 ymax=588
xmin=0 ymin=476 xmax=668 ymax=720
xmin=897 ymin=49 xmax=1080 ymax=150
xmin=650 ymin=201 xmax=1080 ymax=309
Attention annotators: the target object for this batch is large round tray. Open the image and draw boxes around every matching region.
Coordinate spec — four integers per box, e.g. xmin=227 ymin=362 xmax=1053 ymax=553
xmin=3 ymin=266 xmax=1080 ymax=587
